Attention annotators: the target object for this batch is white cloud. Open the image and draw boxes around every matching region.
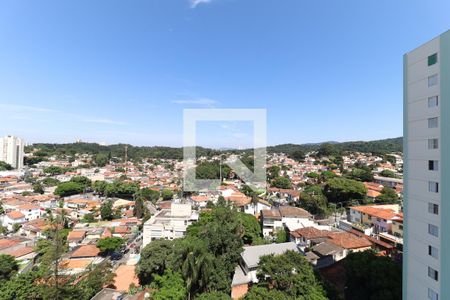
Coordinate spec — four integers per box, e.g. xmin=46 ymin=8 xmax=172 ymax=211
xmin=172 ymin=98 xmax=218 ymax=107
xmin=0 ymin=103 xmax=59 ymax=113
xmin=190 ymin=0 xmax=213 ymax=8
xmin=82 ymin=118 xmax=127 ymax=126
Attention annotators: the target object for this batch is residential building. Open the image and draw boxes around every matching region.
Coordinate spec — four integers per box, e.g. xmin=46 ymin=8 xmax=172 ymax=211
xmin=142 ymin=202 xmax=198 ymax=247
xmin=0 ymin=135 xmax=25 ymax=169
xmin=404 ymin=30 xmax=450 ymax=300
xmin=231 ymin=242 xmax=299 ymax=299
xmin=261 ymin=206 xmax=313 ymax=237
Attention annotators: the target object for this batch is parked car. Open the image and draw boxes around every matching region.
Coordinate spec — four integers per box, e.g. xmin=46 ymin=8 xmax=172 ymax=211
xmin=110 ymin=252 xmax=123 ymax=261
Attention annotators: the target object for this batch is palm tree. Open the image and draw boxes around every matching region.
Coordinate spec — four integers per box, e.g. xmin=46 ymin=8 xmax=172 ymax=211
xmin=179 ymin=241 xmax=214 ymax=299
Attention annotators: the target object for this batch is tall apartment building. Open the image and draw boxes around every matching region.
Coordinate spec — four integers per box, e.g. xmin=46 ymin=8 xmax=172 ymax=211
xmin=0 ymin=135 xmax=25 ymax=169
xmin=404 ymin=30 xmax=450 ymax=300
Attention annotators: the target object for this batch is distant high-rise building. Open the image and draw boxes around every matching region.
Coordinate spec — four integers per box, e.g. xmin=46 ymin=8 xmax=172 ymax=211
xmin=404 ymin=30 xmax=450 ymax=300
xmin=0 ymin=135 xmax=25 ymax=169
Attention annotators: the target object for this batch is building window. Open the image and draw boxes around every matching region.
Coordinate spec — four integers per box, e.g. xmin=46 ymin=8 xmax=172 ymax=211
xmin=428 ymin=288 xmax=439 ymax=300
xmin=429 ymin=160 xmax=439 ymax=171
xmin=428 ymin=117 xmax=439 ymax=128
xmin=428 ymin=266 xmax=439 ymax=281
xmin=428 ymin=74 xmax=438 ymax=87
xmin=428 ymin=245 xmax=439 ymax=259
xmin=428 ymin=139 xmax=439 ymax=149
xmin=428 ymin=203 xmax=439 ymax=215
xmin=429 ymin=182 xmax=439 ymax=193
xmin=428 ymin=96 xmax=439 ymax=108
xmin=428 ymin=224 xmax=439 ymax=237
xmin=428 ymin=53 xmax=438 ymax=66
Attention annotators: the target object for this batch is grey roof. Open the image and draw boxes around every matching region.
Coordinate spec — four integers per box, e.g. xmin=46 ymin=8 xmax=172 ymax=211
xmin=304 ymin=251 xmax=320 ymax=262
xmin=231 ymin=265 xmax=252 ymax=286
xmin=241 ymin=242 xmax=299 ymax=269
xmin=312 ymin=242 xmax=343 ymax=257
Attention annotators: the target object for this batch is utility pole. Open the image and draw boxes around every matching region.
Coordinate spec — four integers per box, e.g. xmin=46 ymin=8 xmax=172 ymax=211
xmin=124 ymin=145 xmax=128 ymax=175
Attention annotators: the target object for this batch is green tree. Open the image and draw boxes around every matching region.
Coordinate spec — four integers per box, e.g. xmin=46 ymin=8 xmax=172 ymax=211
xmin=324 ymin=178 xmax=367 ymax=204
xmin=380 ymin=169 xmax=398 ymax=178
xmin=196 ymin=291 xmax=231 ymax=300
xmin=70 ymin=176 xmax=92 ymax=188
xmin=274 ymin=228 xmax=288 ymax=243
xmin=376 ymin=187 xmax=399 ymax=203
xmin=161 ymin=189 xmax=174 ymax=200
xmin=54 ymin=182 xmax=84 ymax=197
xmin=43 ymin=166 xmax=64 ymax=175
xmin=0 ymin=161 xmax=13 ymax=171
xmin=92 ymin=180 xmax=108 ymax=195
xmin=245 ymin=286 xmax=291 ymax=300
xmin=41 ymin=177 xmax=60 ymax=187
xmin=136 ymin=187 xmax=160 ymax=203
xmin=96 ymin=237 xmax=125 ymax=255
xmin=266 ymin=166 xmax=280 ymax=180
xmin=252 ymin=251 xmax=327 ymax=299
xmin=272 ymin=177 xmax=292 ymax=189
xmin=344 ymin=251 xmax=402 ymax=300
xmin=93 ymin=153 xmax=109 ymax=167
xmin=100 ymin=201 xmax=114 ymax=220
xmin=237 ymin=213 xmax=262 ymax=245
xmin=317 ymin=143 xmax=339 ymax=157
xmin=350 ymin=168 xmax=374 ymax=182
xmin=290 ymin=150 xmax=305 ymax=162
xmin=149 ymin=270 xmax=187 ymax=300
xmin=0 ymin=254 xmax=19 ymax=282
xmin=299 ymin=185 xmax=329 ymax=216
xmin=133 ymin=197 xmax=145 ymax=219
xmin=82 ymin=213 xmax=95 ymax=223
xmin=137 ymin=239 xmax=175 ymax=285
xmin=33 ymin=182 xmax=45 ymax=194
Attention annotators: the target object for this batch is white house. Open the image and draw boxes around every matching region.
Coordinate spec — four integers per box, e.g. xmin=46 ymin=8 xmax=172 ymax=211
xmin=261 ymin=206 xmax=313 ymax=237
xmin=2 ymin=211 xmax=26 ymax=230
xmin=142 ymin=203 xmax=199 ymax=247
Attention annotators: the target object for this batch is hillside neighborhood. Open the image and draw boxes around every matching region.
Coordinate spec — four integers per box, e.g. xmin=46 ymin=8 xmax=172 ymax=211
xmin=0 ymin=140 xmax=403 ymax=299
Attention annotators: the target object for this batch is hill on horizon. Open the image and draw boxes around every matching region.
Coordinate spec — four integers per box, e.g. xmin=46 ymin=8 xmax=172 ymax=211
xmin=28 ymin=137 xmax=403 ymax=160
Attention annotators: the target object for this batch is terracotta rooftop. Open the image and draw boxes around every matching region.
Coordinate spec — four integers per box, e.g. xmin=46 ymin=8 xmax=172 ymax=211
xmin=278 ymin=206 xmax=311 ymax=218
xmin=350 ymin=205 xmax=398 ymax=221
xmin=18 ymin=204 xmax=40 ymax=210
xmin=327 ymin=232 xmax=372 ymax=250
xmin=113 ymin=265 xmax=139 ymax=292
xmin=290 ymin=227 xmax=330 ymax=239
xmin=70 ymin=245 xmax=100 ymax=258
xmin=6 ymin=211 xmax=25 ymax=219
xmin=59 ymin=259 xmax=92 ymax=269
xmin=3 ymin=246 xmax=35 ymax=258
xmin=67 ymin=230 xmax=86 ymax=241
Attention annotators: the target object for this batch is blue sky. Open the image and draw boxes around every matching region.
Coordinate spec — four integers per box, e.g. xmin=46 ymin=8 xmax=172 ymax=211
xmin=0 ymin=0 xmax=449 ymax=147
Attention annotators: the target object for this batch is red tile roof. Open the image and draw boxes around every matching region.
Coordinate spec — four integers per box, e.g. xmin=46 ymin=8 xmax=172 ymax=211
xmin=70 ymin=245 xmax=100 ymax=258
xmin=6 ymin=211 xmax=25 ymax=219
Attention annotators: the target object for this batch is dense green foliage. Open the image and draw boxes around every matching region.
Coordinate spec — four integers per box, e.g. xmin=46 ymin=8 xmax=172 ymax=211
xmin=0 ymin=254 xmax=19 ymax=282
xmin=100 ymin=201 xmax=114 ymax=220
xmin=344 ymin=251 xmax=402 ymax=300
xmin=380 ymin=169 xmax=398 ymax=178
xmin=299 ymin=185 xmax=329 ymax=217
xmin=246 ymin=250 xmax=327 ymax=299
xmin=137 ymin=240 xmax=176 ymax=285
xmin=272 ymin=176 xmax=292 ymax=189
xmin=96 ymin=237 xmax=125 ymax=255
xmin=0 ymin=161 xmax=13 ymax=171
xmin=324 ymin=178 xmax=367 ymax=204
xmin=28 ymin=143 xmax=220 ymax=160
xmin=149 ymin=270 xmax=187 ymax=300
xmin=267 ymin=137 xmax=402 ymax=156
xmin=137 ymin=203 xmax=244 ymax=298
xmin=54 ymin=182 xmax=84 ymax=197
xmin=376 ymin=187 xmax=399 ymax=203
